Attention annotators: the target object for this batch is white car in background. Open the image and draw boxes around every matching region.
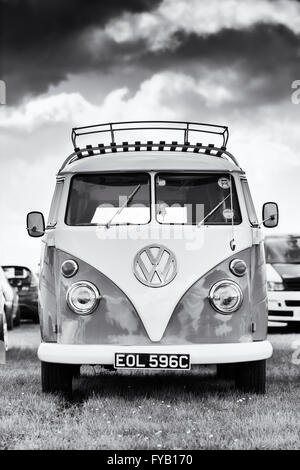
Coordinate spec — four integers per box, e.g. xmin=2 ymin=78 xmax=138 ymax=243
xmin=265 ymin=235 xmax=300 ymax=327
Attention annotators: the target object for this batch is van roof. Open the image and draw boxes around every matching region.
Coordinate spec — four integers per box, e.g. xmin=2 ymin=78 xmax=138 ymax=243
xmin=59 ymin=150 xmax=243 ymax=175
xmin=58 ymin=121 xmax=243 ymax=175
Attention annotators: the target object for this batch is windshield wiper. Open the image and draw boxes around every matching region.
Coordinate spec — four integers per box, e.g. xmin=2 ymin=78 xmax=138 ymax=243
xmin=106 ymin=184 xmax=141 ymax=229
xmin=197 ymin=193 xmax=230 ymax=227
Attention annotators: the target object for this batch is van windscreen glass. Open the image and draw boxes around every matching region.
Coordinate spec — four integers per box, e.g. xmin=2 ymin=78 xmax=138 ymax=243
xmin=66 ymin=173 xmax=151 ymax=226
xmin=155 ymin=173 xmax=242 ymax=225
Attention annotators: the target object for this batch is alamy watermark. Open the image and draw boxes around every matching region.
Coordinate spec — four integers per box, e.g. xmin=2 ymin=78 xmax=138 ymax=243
xmin=92 ymin=199 xmax=236 ymax=251
xmin=291 ymin=339 xmax=300 ymax=365
xmin=0 ymin=80 xmax=6 ymax=105
xmin=291 ymin=80 xmax=300 ymax=104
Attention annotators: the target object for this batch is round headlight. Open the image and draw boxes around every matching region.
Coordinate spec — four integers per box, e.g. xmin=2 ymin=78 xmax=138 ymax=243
xmin=229 ymin=259 xmax=247 ymax=277
xmin=209 ymin=280 xmax=243 ymax=314
xmin=66 ymin=281 xmax=100 ymax=315
xmin=61 ymin=260 xmax=78 ymax=278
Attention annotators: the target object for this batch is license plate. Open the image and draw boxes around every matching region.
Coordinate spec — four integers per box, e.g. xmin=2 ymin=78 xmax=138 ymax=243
xmin=114 ymin=353 xmax=190 ymax=370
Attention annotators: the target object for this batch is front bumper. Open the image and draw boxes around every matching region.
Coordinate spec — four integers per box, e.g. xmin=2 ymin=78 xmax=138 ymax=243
xmin=38 ymin=340 xmax=273 ymax=365
xmin=268 ymin=291 xmax=300 ymax=322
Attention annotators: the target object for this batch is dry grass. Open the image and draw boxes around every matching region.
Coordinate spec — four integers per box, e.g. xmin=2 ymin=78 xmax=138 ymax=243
xmin=0 ymin=328 xmax=299 ymax=450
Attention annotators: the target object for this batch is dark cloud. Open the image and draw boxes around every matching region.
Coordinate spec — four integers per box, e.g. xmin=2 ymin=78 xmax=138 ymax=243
xmin=90 ymin=23 xmax=300 ymax=108
xmin=135 ymin=24 xmax=300 ymax=105
xmin=1 ymin=0 xmax=162 ymax=103
xmin=2 ymin=0 xmax=300 ymax=107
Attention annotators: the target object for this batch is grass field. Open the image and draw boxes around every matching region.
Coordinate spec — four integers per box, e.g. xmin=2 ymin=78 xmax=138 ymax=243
xmin=0 ymin=325 xmax=299 ymax=450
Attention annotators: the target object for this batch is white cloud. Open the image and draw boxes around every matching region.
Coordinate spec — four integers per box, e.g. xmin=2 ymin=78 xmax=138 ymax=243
xmin=0 ymin=93 xmax=98 ymax=131
xmin=0 ymin=70 xmax=236 ymax=133
xmin=105 ymin=0 xmax=300 ymax=50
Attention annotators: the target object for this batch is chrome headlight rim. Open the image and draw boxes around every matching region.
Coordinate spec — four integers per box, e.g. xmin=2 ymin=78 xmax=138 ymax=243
xmin=209 ymin=279 xmax=243 ymax=314
xmin=61 ymin=259 xmax=79 ymax=278
xmin=66 ymin=281 xmax=100 ymax=315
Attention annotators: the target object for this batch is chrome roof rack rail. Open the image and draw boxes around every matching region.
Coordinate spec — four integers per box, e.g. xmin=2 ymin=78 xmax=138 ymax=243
xmin=71 ymin=120 xmax=229 ymax=149
xmin=58 ymin=121 xmax=241 ymax=172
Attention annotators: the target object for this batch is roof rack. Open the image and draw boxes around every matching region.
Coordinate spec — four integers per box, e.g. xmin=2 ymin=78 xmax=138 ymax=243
xmin=71 ymin=120 xmax=229 ymax=149
xmin=59 ymin=121 xmax=240 ymax=172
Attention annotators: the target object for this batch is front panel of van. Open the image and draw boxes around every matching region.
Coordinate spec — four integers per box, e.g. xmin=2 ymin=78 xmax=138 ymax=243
xmin=39 ymin=171 xmax=267 ymax=348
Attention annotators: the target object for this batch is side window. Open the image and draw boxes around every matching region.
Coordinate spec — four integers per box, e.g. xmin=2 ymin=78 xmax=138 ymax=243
xmin=47 ymin=181 xmax=64 ymax=227
xmin=241 ymin=179 xmax=258 ymax=226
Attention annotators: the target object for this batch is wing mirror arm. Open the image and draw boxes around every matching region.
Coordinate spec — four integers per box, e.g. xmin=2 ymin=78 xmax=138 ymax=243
xmin=256 ymin=214 xmax=276 ymax=227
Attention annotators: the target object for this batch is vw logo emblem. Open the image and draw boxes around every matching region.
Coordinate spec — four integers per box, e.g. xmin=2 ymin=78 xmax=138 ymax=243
xmin=133 ymin=244 xmax=177 ymax=287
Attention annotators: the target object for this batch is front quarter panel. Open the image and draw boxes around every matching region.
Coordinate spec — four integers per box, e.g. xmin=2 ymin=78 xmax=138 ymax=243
xmin=56 ymin=250 xmax=151 ymax=345
xmin=163 ymin=245 xmax=267 ymax=343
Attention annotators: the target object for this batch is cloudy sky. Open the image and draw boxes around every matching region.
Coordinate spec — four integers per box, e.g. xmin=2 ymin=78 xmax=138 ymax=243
xmin=1 ymin=0 xmax=300 ymax=270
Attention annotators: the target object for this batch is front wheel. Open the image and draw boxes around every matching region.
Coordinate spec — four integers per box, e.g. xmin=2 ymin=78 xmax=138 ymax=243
xmin=41 ymin=361 xmax=73 ymax=395
xmin=216 ymin=363 xmax=236 ymax=380
xmin=235 ymin=360 xmax=266 ymax=394
xmin=72 ymin=365 xmax=81 ymax=378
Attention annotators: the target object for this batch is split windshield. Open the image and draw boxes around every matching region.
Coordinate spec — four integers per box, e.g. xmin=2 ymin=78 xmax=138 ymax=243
xmin=66 ymin=172 xmax=242 ymax=226
xmin=265 ymin=236 xmax=300 ymax=264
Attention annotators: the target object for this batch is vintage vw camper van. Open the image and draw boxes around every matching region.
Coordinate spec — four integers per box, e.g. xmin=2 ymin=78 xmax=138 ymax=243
xmin=27 ymin=121 xmax=278 ymax=395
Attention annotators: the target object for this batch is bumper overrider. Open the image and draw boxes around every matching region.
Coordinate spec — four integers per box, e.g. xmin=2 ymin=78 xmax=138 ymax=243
xmin=38 ymin=340 xmax=273 ymax=365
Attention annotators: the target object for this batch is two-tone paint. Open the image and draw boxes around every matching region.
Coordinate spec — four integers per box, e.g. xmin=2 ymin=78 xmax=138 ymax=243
xmin=37 ymin=151 xmax=272 ymax=365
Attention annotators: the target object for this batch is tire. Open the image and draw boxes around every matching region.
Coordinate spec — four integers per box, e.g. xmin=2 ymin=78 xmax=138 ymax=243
xmin=217 ymin=363 xmax=236 ymax=380
xmin=4 ymin=318 xmax=8 ymax=352
xmin=33 ymin=314 xmax=39 ymax=324
xmin=41 ymin=361 xmax=73 ymax=395
xmin=1 ymin=310 xmax=8 ymax=351
xmin=14 ymin=308 xmax=21 ymax=327
xmin=72 ymin=365 xmax=81 ymax=378
xmin=6 ymin=311 xmax=14 ymax=331
xmin=235 ymin=360 xmax=266 ymax=394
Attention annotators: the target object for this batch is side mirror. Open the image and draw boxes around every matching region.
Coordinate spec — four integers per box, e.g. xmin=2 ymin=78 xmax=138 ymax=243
xmin=262 ymin=202 xmax=279 ymax=228
xmin=27 ymin=212 xmax=45 ymax=237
